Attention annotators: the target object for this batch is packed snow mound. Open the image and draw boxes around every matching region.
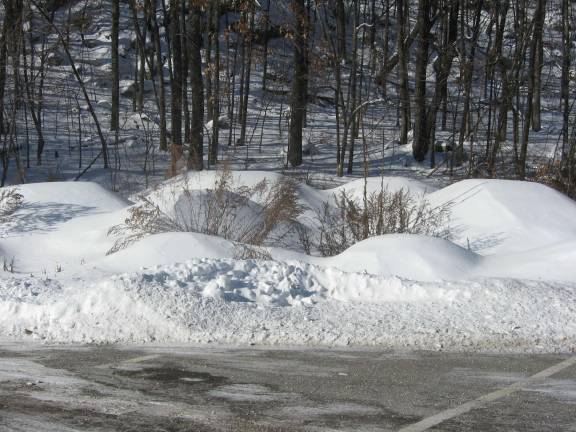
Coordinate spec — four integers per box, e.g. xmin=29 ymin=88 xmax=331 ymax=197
xmin=3 ymin=174 xmax=576 ymax=284
xmin=327 ymin=177 xmax=437 ymax=202
xmin=141 ymin=171 xmax=440 ymax=221
xmin=98 ymin=233 xmax=235 ymax=273
xmin=484 ymin=240 xmax=576 ymax=283
xmin=13 ymin=182 xmax=129 ymax=212
xmin=143 ymin=169 xmax=325 ymax=211
xmin=0 ymin=182 xmax=129 ymax=240
xmin=1 ymin=260 xmax=575 ymax=352
xmin=2 ymin=174 xmax=576 ymax=351
xmin=321 ymin=235 xmax=480 ymax=281
xmin=428 ymin=179 xmax=576 ymax=254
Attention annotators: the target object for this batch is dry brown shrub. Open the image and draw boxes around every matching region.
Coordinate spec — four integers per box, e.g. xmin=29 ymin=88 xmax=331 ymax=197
xmin=312 ymin=188 xmax=451 ymax=257
xmin=0 ymin=189 xmax=23 ymax=222
xmin=107 ymin=169 xmax=304 ymax=255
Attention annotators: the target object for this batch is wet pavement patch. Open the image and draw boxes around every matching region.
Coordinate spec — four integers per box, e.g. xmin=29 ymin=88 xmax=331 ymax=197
xmin=113 ymin=366 xmax=228 ymax=388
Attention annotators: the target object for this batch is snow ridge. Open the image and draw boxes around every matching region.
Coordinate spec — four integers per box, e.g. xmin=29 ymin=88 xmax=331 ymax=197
xmin=1 ymin=259 xmax=575 ymax=353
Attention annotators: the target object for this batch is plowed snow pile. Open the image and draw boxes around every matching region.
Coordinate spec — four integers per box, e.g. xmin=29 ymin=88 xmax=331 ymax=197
xmin=1 ymin=172 xmax=575 ymax=352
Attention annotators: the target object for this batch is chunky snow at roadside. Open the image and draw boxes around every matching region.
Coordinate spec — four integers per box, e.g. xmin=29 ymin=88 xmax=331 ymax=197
xmin=1 ymin=261 xmax=574 ymax=352
xmin=1 ymin=172 xmax=576 ymax=352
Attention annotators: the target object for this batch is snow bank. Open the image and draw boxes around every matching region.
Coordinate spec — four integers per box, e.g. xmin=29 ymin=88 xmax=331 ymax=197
xmin=2 ymin=175 xmax=576 ymax=352
xmin=1 ymin=260 xmax=575 ymax=352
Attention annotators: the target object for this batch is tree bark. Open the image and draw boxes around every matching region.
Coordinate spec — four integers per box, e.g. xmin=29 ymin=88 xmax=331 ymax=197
xmin=335 ymin=0 xmax=346 ymax=60
xmin=170 ymin=0 xmax=183 ymax=174
xmin=148 ymin=0 xmax=168 ymax=151
xmin=560 ymin=0 xmax=571 ymax=165
xmin=519 ymin=0 xmax=547 ymax=178
xmin=288 ymin=0 xmax=308 ymax=167
xmin=209 ymin=2 xmax=221 ymax=165
xmin=111 ymin=0 xmax=120 ymax=131
xmin=397 ymin=0 xmax=410 ymax=145
xmin=412 ymin=0 xmax=432 ymax=162
xmin=188 ymin=2 xmax=204 ymax=170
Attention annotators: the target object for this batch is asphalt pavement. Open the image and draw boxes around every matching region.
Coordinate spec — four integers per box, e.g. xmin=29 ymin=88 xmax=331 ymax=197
xmin=0 ymin=342 xmax=575 ymax=431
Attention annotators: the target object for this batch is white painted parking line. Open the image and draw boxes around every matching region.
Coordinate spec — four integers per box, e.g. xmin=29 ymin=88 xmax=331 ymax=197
xmin=398 ymin=356 xmax=576 ymax=432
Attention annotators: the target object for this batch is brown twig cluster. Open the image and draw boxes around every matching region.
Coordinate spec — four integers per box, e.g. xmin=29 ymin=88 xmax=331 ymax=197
xmin=312 ymin=188 xmax=451 ymax=257
xmin=107 ymin=169 xmax=304 ymax=255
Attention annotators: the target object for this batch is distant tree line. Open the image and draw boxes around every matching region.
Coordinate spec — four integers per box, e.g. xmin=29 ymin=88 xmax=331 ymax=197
xmin=0 ymin=0 xmax=575 ymax=197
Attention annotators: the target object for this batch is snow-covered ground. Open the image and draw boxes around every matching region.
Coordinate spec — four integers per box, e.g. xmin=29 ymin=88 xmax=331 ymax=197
xmin=1 ymin=172 xmax=575 ymax=352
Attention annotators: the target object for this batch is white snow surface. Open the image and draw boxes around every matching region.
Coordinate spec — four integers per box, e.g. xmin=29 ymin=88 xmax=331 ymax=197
xmin=427 ymin=179 xmax=576 ymax=254
xmin=1 ymin=171 xmax=576 ymax=352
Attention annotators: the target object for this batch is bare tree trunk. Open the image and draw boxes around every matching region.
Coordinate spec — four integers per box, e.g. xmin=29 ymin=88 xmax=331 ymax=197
xmin=346 ymin=1 xmax=361 ymax=174
xmin=111 ymin=0 xmax=120 ymax=131
xmin=412 ymin=0 xmax=432 ymax=162
xmin=205 ymin=6 xmax=214 ymax=122
xmin=335 ymin=0 xmax=346 ymax=60
xmin=32 ymin=0 xmax=109 ymax=168
xmin=239 ymin=10 xmax=254 ymax=147
xmin=237 ymin=15 xmax=246 ymax=145
xmin=148 ymin=0 xmax=168 ymax=151
xmin=181 ymin=0 xmax=190 ymax=142
xmin=261 ymin=1 xmax=271 ymax=91
xmin=0 ymin=10 xmax=7 ymax=136
xmin=287 ymin=0 xmax=308 ymax=167
xmin=170 ymin=0 xmax=183 ymax=174
xmin=519 ymin=0 xmax=547 ymax=179
xmin=560 ymin=0 xmax=571 ymax=165
xmin=209 ymin=2 xmax=221 ymax=165
xmin=21 ymin=19 xmax=46 ymax=166
xmin=440 ymin=0 xmax=458 ymax=130
xmin=376 ymin=15 xmax=422 ymax=88
xmin=427 ymin=0 xmax=459 ymax=165
xmin=397 ymin=0 xmax=410 ymax=145
xmin=488 ymin=0 xmax=510 ymax=175
xmin=137 ymin=9 xmax=146 ymax=112
xmin=532 ymin=15 xmax=545 ymax=132
xmin=188 ymin=2 xmax=204 ymax=170
xmin=456 ymin=0 xmax=482 ymax=166
xmin=227 ymin=22 xmax=238 ymax=148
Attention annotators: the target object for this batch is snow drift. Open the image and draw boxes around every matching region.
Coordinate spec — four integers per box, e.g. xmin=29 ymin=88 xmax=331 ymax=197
xmin=428 ymin=179 xmax=576 ymax=254
xmin=1 ymin=173 xmax=576 ymax=351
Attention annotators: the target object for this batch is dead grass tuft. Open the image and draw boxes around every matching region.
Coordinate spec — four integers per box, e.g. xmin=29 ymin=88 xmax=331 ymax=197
xmin=0 ymin=188 xmax=23 ymax=222
xmin=107 ymin=169 xmax=304 ymax=255
xmin=311 ymin=188 xmax=451 ymax=257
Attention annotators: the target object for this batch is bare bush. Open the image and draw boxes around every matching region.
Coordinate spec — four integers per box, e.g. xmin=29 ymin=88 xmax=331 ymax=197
xmin=534 ymin=161 xmax=576 ymax=200
xmin=107 ymin=170 xmax=304 ymax=255
xmin=2 ymin=256 xmax=15 ymax=273
xmin=0 ymin=189 xmax=23 ymax=222
xmin=232 ymin=244 xmax=273 ymax=260
xmin=312 ymin=188 xmax=451 ymax=257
